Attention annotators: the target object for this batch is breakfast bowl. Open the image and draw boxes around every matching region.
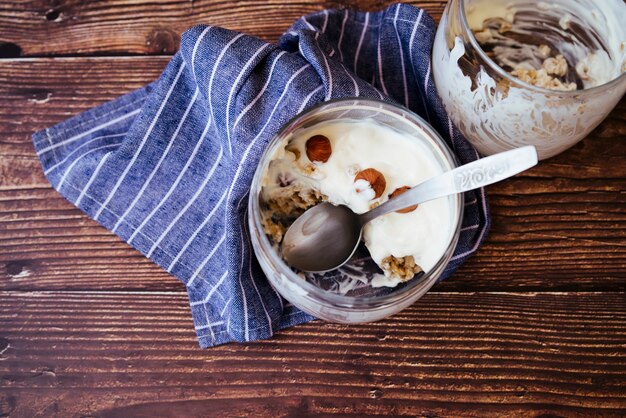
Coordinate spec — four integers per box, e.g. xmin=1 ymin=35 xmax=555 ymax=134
xmin=432 ymin=0 xmax=626 ymax=160
xmin=248 ymin=99 xmax=463 ymax=323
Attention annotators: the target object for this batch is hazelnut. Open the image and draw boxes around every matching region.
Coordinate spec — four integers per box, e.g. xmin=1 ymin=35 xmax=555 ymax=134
xmin=389 ymin=186 xmax=417 ymax=213
xmin=305 ymin=135 xmax=332 ymax=163
xmin=354 ymin=168 xmax=386 ymax=199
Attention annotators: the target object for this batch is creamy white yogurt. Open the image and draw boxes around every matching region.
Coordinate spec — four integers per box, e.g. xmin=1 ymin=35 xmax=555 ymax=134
xmin=261 ymin=119 xmax=454 ymax=287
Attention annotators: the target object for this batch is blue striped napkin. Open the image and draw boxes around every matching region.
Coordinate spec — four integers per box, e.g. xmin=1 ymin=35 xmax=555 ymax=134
xmin=32 ymin=4 xmax=489 ymax=348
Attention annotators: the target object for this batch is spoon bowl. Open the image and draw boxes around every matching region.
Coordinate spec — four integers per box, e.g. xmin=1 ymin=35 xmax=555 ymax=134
xmin=282 ymin=203 xmax=361 ymax=272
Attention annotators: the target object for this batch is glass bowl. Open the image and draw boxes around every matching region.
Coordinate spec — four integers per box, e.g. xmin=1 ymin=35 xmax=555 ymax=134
xmin=432 ymin=0 xmax=626 ymax=160
xmin=248 ymin=99 xmax=463 ymax=323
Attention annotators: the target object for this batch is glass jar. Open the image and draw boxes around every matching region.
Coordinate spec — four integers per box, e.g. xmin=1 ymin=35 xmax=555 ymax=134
xmin=432 ymin=0 xmax=626 ymax=160
xmin=248 ymin=99 xmax=463 ymax=323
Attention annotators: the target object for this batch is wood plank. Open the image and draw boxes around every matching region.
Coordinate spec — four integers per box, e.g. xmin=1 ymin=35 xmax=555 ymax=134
xmin=2 ymin=183 xmax=625 ymax=292
xmin=0 ymin=0 xmax=447 ymax=57
xmin=0 ymin=57 xmax=625 ymax=292
xmin=0 ymin=57 xmax=169 ymax=160
xmin=1 ymin=291 xmax=625 ymax=416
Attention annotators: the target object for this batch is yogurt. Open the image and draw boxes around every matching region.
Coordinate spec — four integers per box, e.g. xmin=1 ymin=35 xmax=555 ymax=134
xmin=260 ymin=119 xmax=454 ymax=287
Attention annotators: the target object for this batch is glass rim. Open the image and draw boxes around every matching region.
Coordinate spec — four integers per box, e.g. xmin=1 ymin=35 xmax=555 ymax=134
xmin=457 ymin=0 xmax=626 ymax=96
xmin=248 ymin=97 xmax=464 ymax=308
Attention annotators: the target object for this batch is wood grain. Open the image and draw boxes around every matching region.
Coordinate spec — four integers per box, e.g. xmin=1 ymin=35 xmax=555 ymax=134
xmin=1 ymin=58 xmax=625 ymax=292
xmin=2 ymin=0 xmax=625 ymax=415
xmin=1 ymin=291 xmax=625 ymax=417
xmin=0 ymin=0 xmax=447 ymax=57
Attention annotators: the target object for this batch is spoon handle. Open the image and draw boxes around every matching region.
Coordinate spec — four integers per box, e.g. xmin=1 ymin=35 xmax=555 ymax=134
xmin=359 ymin=145 xmax=538 ymax=225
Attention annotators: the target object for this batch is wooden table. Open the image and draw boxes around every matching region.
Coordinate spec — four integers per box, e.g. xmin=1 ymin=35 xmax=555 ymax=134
xmin=1 ymin=1 xmax=625 ymax=416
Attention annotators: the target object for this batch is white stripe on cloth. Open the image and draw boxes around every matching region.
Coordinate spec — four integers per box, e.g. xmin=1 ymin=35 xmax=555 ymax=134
xmin=207 ymin=33 xmax=246 ymax=156
xmin=376 ymin=24 xmax=389 ymax=96
xmin=321 ymin=10 xmax=329 ymax=33
xmin=244 ymin=206 xmax=273 ymax=335
xmin=393 ymin=5 xmax=409 ymax=108
xmin=235 ymin=193 xmax=251 ymax=341
xmin=320 ymin=49 xmax=333 ymax=100
xmin=232 ymin=51 xmax=287 ymax=131
xmin=225 ymin=43 xmax=272 ymax=154
xmin=112 ymin=88 xmax=200 ymax=233
xmin=461 ymin=224 xmax=479 ymax=232
xmin=422 ymin=17 xmax=433 ymax=121
xmin=354 ymin=12 xmax=370 ymax=72
xmin=220 ymin=298 xmax=231 ymax=317
xmin=408 ymin=9 xmax=430 ymax=123
xmin=36 ymin=109 xmax=141 ymax=156
xmin=191 ymin=26 xmax=213 ymax=83
xmin=57 ymin=144 xmax=119 ymax=190
xmin=190 ymin=269 xmax=229 ymax=306
xmin=424 ymin=62 xmax=432 ymax=110
xmin=448 ymin=116 xmax=456 ymax=153
xmin=75 ymin=152 xmax=113 ymax=206
xmin=187 ymin=232 xmax=226 ymax=286
xmin=301 ymin=17 xmax=316 ymax=31
xmin=94 ymin=62 xmax=187 ymax=221
xmin=195 ymin=320 xmax=224 ymax=330
xmin=203 ymin=302 xmax=220 ymax=343
xmin=297 ymin=25 xmax=333 ymax=101
xmin=297 ymin=85 xmax=324 ymax=114
xmin=375 ymin=87 xmax=384 ymax=100
xmin=338 ymin=9 xmax=349 ymax=63
xmin=197 ymin=311 xmax=223 ymax=344
xmin=166 ymin=187 xmax=227 ymax=270
xmin=44 ymin=133 xmax=126 ymax=175
xmin=341 ymin=61 xmax=360 ymax=96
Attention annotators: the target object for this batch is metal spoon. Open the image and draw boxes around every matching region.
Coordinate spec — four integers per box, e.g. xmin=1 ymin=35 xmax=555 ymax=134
xmin=282 ymin=145 xmax=538 ymax=272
